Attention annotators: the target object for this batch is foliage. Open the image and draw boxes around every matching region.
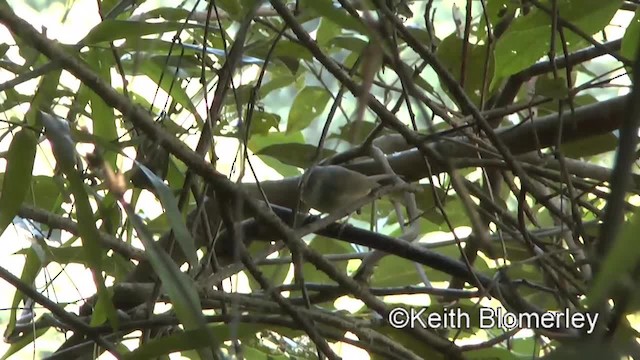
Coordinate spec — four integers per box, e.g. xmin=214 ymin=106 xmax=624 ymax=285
xmin=0 ymin=0 xmax=638 ymax=359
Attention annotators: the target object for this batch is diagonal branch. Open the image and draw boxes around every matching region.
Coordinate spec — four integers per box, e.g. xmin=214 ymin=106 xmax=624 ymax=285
xmin=0 ymin=4 xmax=464 ymax=357
xmin=0 ymin=265 xmax=122 ymax=358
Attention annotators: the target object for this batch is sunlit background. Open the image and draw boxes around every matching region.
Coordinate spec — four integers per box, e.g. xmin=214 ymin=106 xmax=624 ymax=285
xmin=0 ymin=0 xmax=635 ymax=358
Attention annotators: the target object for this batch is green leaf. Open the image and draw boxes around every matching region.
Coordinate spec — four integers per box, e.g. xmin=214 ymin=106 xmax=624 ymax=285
xmin=69 ymin=172 xmax=119 ymax=329
xmin=136 ymin=7 xmax=194 ymax=21
xmin=146 ymin=212 xmax=170 ymax=234
xmin=243 ymin=346 xmax=289 ymax=360
xmin=492 ymin=0 xmax=622 ymax=86
xmin=86 ymin=48 xmax=118 ymax=169
xmin=98 ymin=193 xmax=122 ymax=235
xmin=126 ymin=58 xmax=202 ymax=124
xmin=222 ymin=84 xmax=254 ymax=107
xmin=371 ymin=243 xmax=490 ymax=286
xmin=69 ymin=84 xmax=92 ymax=122
xmin=2 ymin=248 xmax=42 ymax=343
xmin=255 ymin=143 xmax=337 ymax=169
xmin=417 ymin=195 xmax=470 ymax=229
xmin=213 ymin=0 xmax=242 ymax=18
xmin=123 ymin=203 xmax=218 ymax=360
xmin=474 ymin=0 xmax=517 ymax=39
xmin=165 ymin=155 xmax=187 ymax=191
xmin=332 ymin=121 xmax=378 ymax=145
xmin=133 ymin=161 xmax=198 ymax=268
xmin=277 ymin=41 xmax=315 ymax=62
xmin=123 ymin=328 xmax=213 ymax=360
xmin=248 ymin=132 xmax=305 ymax=177
xmin=560 ymin=133 xmax=618 ymax=158
xmin=485 ymin=238 xmax=534 ymax=261
xmin=0 ymin=326 xmax=50 ymax=360
xmin=248 ymin=110 xmax=280 ymax=136
xmin=39 ymin=112 xmax=119 ymax=329
xmin=535 ymin=76 xmax=570 ymax=100
xmin=506 ymin=263 xmax=545 ymax=286
xmin=122 ymin=38 xmax=203 ymax=57
xmin=299 ymin=236 xmax=351 ymax=284
xmin=70 ymin=125 xmax=127 ymax=155
xmin=435 ymin=35 xmax=494 ymax=106
xmin=124 ymin=323 xmax=292 ymax=360
xmin=17 ymin=246 xmax=125 ymax=276
xmin=0 ymin=43 xmax=9 ymax=58
xmin=286 ymin=86 xmax=331 ymax=133
xmin=1 ymin=89 xmax=31 ymax=113
xmin=543 ymin=341 xmax=621 ymax=359
xmin=371 ymin=325 xmax=441 ymax=360
xmin=82 ymin=20 xmax=202 ymax=44
xmin=464 ymin=347 xmax=522 ymax=360
xmin=25 ymin=69 xmax=62 ymax=126
xmin=179 ymin=42 xmax=264 ymax=65
xmin=588 ymin=208 xmax=640 ymax=309
xmin=316 ymin=18 xmax=342 ymax=46
xmin=328 ymin=36 xmax=368 ymax=53
xmin=303 ymin=0 xmax=368 ymax=35
xmin=260 ymin=70 xmax=297 ymax=96
xmin=370 ymin=255 xmax=421 ymax=287
xmin=621 ymin=8 xmax=640 ymax=61
xmin=25 ymin=176 xmax=62 ymax=211
xmin=247 ymin=247 xmax=289 ymax=292
xmin=0 ymin=128 xmax=37 ymax=236
xmin=412 ymin=184 xmax=447 ymax=218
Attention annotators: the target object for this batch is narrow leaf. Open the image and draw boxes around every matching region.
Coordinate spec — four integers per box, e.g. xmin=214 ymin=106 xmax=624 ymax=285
xmin=135 ymin=59 xmax=203 ymax=124
xmin=82 ymin=20 xmax=201 ymax=44
xmin=123 ymin=203 xmax=217 ymax=359
xmin=2 ymin=249 xmax=42 ymax=342
xmin=588 ymin=209 xmax=640 ymax=308
xmin=39 ymin=111 xmax=119 ymax=329
xmin=0 ymin=128 xmax=37 ymax=236
xmin=255 ymin=143 xmax=336 ymax=169
xmin=87 ymin=48 xmax=118 ymax=169
xmin=133 ymin=161 xmax=198 ymax=268
xmin=286 ymin=86 xmax=330 ymax=133
xmin=0 ymin=326 xmax=50 ymax=360
xmin=622 ymin=8 xmax=640 ymax=60
xmin=304 ymin=0 xmax=368 ymax=35
xmin=24 ymin=69 xmax=62 ymax=126
xmin=67 ymin=172 xmax=119 ymax=329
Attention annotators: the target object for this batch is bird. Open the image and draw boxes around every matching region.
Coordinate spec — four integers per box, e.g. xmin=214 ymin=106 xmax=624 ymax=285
xmin=301 ymin=165 xmax=399 ymax=213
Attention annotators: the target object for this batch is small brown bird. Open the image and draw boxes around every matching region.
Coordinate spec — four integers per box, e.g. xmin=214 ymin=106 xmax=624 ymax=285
xmin=301 ymin=165 xmax=399 ymax=213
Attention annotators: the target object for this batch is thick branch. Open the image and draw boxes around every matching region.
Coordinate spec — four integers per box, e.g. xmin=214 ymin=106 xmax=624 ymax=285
xmin=246 ymin=95 xmax=627 ymax=210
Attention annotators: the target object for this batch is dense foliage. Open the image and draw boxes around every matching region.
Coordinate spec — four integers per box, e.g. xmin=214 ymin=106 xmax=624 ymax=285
xmin=0 ymin=0 xmax=639 ymax=359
